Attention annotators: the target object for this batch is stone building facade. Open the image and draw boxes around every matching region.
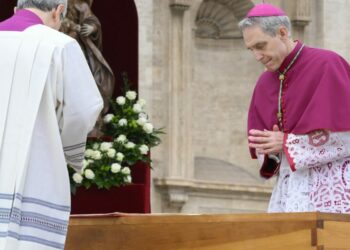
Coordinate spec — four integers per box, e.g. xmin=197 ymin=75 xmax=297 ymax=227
xmin=133 ymin=0 xmax=350 ymax=213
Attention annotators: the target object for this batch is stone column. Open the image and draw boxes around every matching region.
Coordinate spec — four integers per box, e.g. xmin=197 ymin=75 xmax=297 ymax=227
xmin=284 ymin=0 xmax=311 ymax=41
xmin=154 ymin=0 xmax=193 ymax=213
xmin=167 ymin=0 xmax=193 ymax=179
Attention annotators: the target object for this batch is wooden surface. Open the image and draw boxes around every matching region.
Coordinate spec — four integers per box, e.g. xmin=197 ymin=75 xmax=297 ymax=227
xmin=65 ymin=212 xmax=350 ymax=250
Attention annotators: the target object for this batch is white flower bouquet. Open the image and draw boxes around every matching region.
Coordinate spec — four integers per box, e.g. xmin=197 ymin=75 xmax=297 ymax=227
xmin=69 ymin=86 xmax=163 ymax=191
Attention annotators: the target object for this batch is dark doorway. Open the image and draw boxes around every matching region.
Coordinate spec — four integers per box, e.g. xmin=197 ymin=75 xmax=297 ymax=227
xmin=0 ymin=0 xmax=17 ymax=20
xmin=92 ymin=1 xmax=138 ymax=97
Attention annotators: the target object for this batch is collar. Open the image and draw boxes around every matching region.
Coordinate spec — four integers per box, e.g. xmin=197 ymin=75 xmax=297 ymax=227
xmin=278 ymin=41 xmax=303 ymax=73
xmin=14 ymin=9 xmax=44 ymax=25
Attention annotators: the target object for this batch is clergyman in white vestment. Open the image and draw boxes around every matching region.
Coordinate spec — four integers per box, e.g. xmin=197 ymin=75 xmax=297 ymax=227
xmin=0 ymin=0 xmax=103 ymax=249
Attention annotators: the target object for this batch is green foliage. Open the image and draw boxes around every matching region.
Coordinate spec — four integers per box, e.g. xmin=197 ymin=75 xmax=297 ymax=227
xmin=68 ymin=80 xmax=163 ymax=191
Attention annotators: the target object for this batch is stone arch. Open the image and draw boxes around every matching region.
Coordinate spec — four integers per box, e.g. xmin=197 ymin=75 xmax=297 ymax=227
xmin=195 ymin=0 xmax=254 ymax=39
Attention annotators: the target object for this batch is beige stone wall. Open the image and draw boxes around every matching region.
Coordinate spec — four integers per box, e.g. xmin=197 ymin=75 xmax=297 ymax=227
xmin=192 ymin=32 xmax=262 ymax=174
xmin=134 ymin=0 xmax=271 ymax=214
xmin=297 ymin=0 xmax=350 ymax=61
xmin=323 ymin=0 xmax=350 ymax=61
xmin=134 ymin=0 xmax=167 ymax=212
xmin=304 ymin=0 xmax=324 ymax=47
xmin=134 ymin=0 xmax=350 ymax=214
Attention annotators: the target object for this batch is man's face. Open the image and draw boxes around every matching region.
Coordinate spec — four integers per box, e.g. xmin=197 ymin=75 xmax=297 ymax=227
xmin=242 ymin=25 xmax=289 ymax=71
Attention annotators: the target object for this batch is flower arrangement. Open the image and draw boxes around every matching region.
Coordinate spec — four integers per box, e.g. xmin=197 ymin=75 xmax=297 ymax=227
xmin=69 ymin=83 xmax=163 ymax=192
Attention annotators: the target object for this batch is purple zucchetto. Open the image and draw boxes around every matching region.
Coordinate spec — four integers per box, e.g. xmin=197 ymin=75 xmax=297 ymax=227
xmin=247 ymin=3 xmax=286 ymax=17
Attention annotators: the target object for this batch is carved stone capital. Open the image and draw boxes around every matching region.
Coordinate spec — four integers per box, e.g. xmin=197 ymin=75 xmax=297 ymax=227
xmin=170 ymin=0 xmax=190 ymax=12
xmin=292 ymin=20 xmax=310 ymax=27
xmin=155 ymin=178 xmax=190 ymax=212
xmin=168 ymin=191 xmax=189 ymax=210
xmin=287 ymin=0 xmax=311 ymax=27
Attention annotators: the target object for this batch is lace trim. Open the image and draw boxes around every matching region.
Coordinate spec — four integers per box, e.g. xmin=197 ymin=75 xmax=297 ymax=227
xmin=284 ymin=130 xmax=346 ymax=171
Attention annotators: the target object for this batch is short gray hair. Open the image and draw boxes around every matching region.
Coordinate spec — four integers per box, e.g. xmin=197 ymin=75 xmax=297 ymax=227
xmin=17 ymin=0 xmax=68 ymax=16
xmin=238 ymin=16 xmax=292 ymax=37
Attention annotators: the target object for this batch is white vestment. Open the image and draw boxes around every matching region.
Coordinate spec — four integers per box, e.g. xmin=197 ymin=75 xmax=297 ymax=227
xmin=0 ymin=25 xmax=103 ymax=249
xmin=267 ymin=130 xmax=350 ymax=213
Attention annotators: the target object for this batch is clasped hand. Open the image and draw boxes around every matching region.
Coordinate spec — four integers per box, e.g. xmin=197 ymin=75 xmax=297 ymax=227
xmin=80 ymin=24 xmax=95 ymax=37
xmin=248 ymin=125 xmax=284 ymax=155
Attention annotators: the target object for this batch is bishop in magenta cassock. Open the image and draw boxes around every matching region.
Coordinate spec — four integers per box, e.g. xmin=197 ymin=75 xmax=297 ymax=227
xmin=0 ymin=2 xmax=102 ymax=250
xmin=240 ymin=3 xmax=350 ymax=213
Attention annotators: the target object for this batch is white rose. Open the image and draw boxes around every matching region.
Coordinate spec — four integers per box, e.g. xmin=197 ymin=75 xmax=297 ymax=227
xmin=124 ymin=175 xmax=132 ymax=183
xmin=111 ymin=163 xmax=121 ymax=173
xmin=103 ymin=114 xmax=114 ymax=124
xmin=91 ymin=150 xmax=102 ymax=160
xmin=107 ymin=148 xmax=116 ymax=158
xmin=73 ymin=173 xmax=83 ymax=184
xmin=116 ymin=152 xmax=124 ymax=162
xmin=139 ymin=112 xmax=148 ymax=119
xmin=118 ymin=118 xmax=128 ymax=126
xmin=92 ymin=143 xmax=99 ymax=150
xmin=116 ymin=135 xmax=127 ymax=143
xmin=137 ymin=99 xmax=146 ymax=108
xmin=82 ymin=160 xmax=93 ymax=173
xmin=125 ymin=142 xmax=135 ymax=149
xmin=126 ymin=91 xmax=137 ymax=100
xmin=83 ymin=159 xmax=89 ymax=169
xmin=121 ymin=167 xmax=131 ymax=175
xmin=137 ymin=117 xmax=147 ymax=126
xmin=116 ymin=96 xmax=126 ymax=105
xmin=132 ymin=104 xmax=142 ymax=113
xmin=143 ymin=123 xmax=154 ymax=134
xmin=84 ymin=149 xmax=94 ymax=158
xmin=84 ymin=169 xmax=95 ymax=179
xmin=100 ymin=142 xmax=113 ymax=151
xmin=139 ymin=145 xmax=149 ymax=155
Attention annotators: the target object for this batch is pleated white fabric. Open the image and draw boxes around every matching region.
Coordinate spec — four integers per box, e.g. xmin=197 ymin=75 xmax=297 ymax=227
xmin=0 ymin=25 xmax=103 ymax=249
